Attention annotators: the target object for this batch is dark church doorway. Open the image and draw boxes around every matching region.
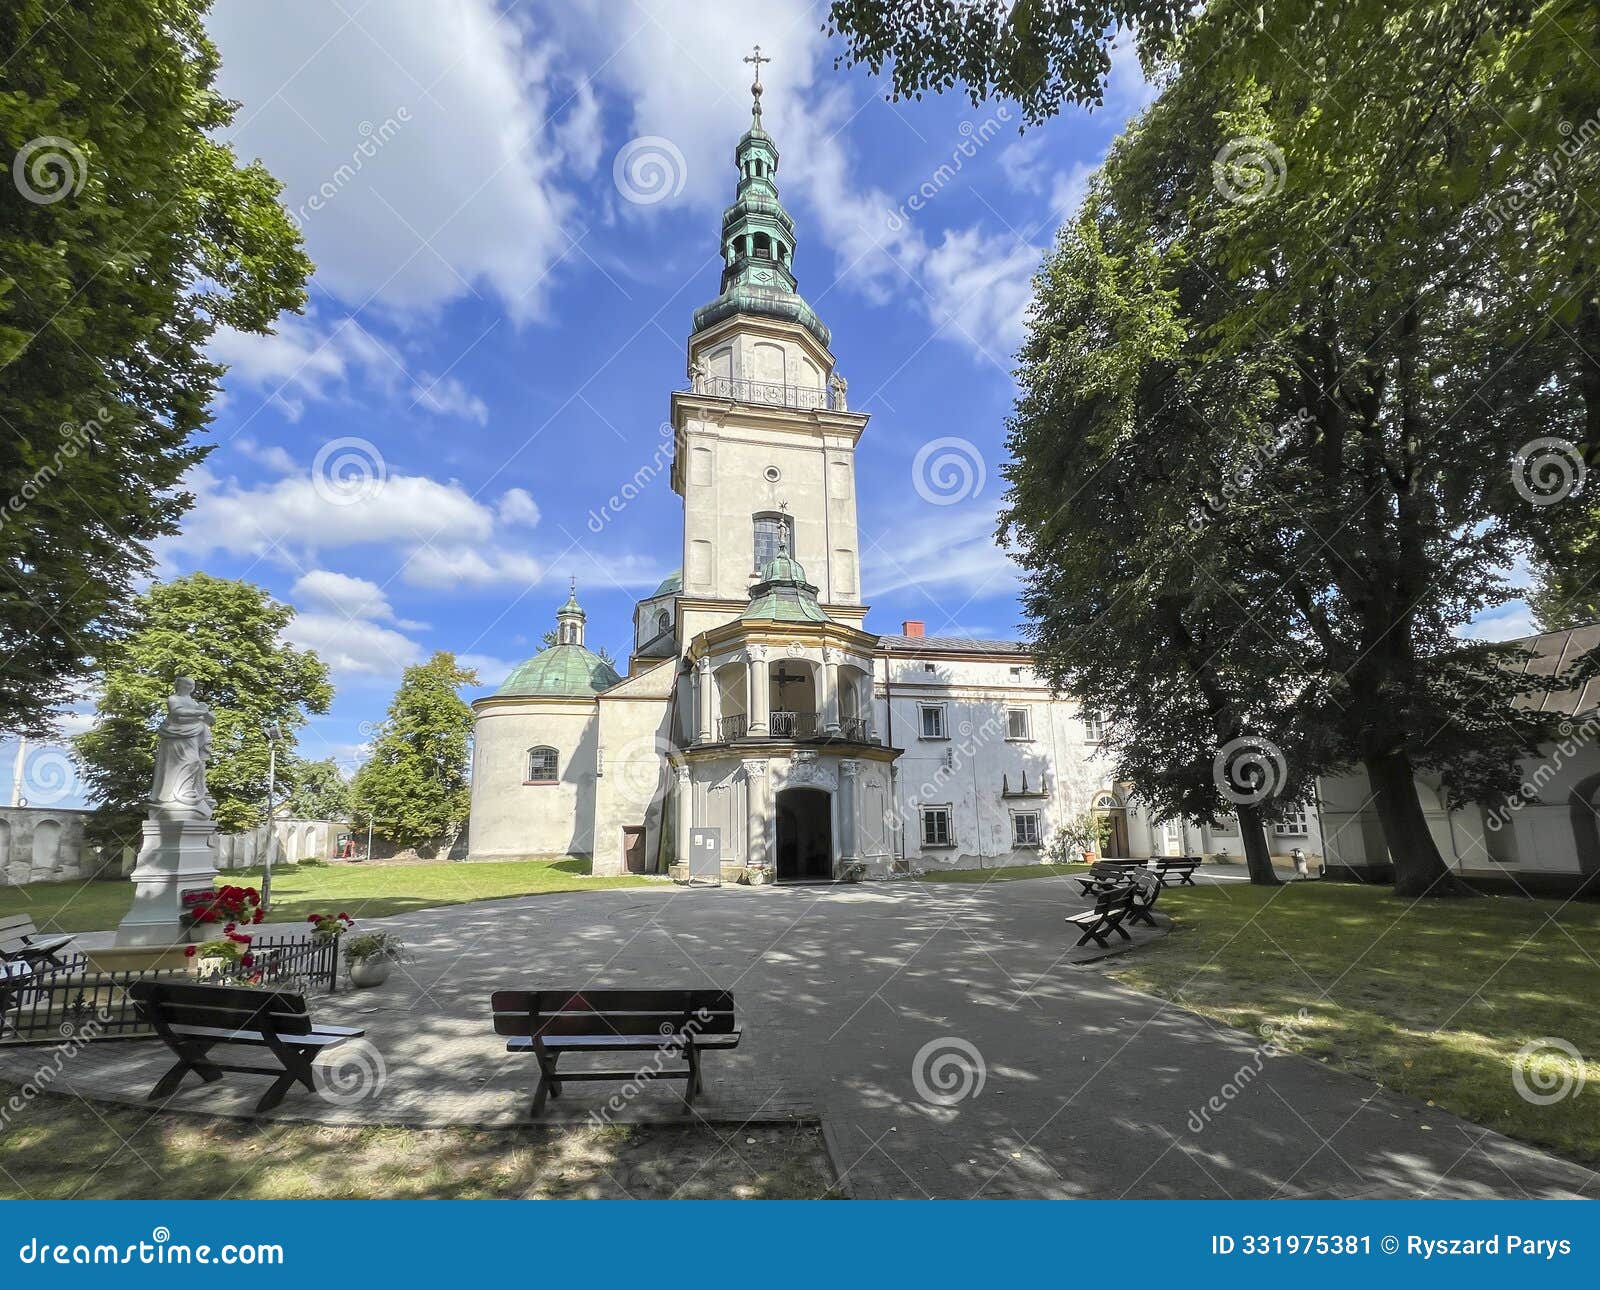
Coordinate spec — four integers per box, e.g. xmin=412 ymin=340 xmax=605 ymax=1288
xmin=776 ymin=787 xmax=833 ymax=881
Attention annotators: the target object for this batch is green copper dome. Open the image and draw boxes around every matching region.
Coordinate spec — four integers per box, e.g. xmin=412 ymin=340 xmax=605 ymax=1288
xmin=495 ymin=645 xmax=620 ymax=698
xmin=691 ymin=67 xmax=831 ymax=349
xmin=741 ymin=544 xmax=830 ymax=625
xmin=653 ymin=569 xmax=683 ymax=597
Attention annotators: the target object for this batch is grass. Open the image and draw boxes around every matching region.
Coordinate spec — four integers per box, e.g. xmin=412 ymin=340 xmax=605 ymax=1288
xmin=0 ymin=1089 xmax=834 ymax=1199
xmin=1102 ymin=881 xmax=1600 ymax=1167
xmin=0 ymin=858 xmax=658 ymax=934
xmin=920 ymin=862 xmax=1089 ymax=883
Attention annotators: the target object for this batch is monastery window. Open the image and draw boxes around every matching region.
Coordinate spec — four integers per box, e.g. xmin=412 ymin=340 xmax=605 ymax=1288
xmin=1082 ymin=711 xmax=1106 ymax=742
xmin=526 ymin=746 xmax=558 ymax=784
xmin=920 ymin=805 xmax=953 ymax=849
xmin=752 ymin=512 xmax=793 ymax=571
xmin=1272 ymin=804 xmax=1310 ymax=836
xmin=918 ymin=703 xmax=947 ymax=740
xmin=1011 ymin=811 xmax=1041 ymax=848
xmin=656 ymin=610 xmax=671 ymax=637
xmin=1006 ymin=707 xmax=1032 ymax=741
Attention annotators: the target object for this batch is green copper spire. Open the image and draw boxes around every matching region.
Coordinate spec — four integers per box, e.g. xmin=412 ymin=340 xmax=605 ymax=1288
xmin=691 ymin=46 xmax=831 ymax=348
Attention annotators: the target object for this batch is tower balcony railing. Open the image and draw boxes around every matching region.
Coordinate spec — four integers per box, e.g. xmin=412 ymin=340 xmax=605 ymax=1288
xmin=687 ymin=375 xmax=842 ymax=412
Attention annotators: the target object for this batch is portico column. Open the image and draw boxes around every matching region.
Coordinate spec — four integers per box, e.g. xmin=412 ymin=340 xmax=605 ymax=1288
xmin=744 ymin=758 xmax=770 ymax=868
xmin=746 ymin=646 xmax=769 ymax=735
xmin=695 ymin=657 xmax=713 ymax=743
xmin=840 ymin=758 xmax=861 ymax=861
xmin=674 ymin=764 xmax=693 ymax=866
xmin=821 ymin=647 xmax=841 ymax=735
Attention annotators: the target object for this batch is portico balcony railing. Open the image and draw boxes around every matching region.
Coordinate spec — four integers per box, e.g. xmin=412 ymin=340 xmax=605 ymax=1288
xmin=687 ymin=375 xmax=841 ymax=412
xmin=707 ymin=711 xmax=876 ymax=744
xmin=718 ymin=714 xmax=749 ymax=741
xmin=769 ymin=709 xmax=821 ymax=738
xmin=839 ymin=716 xmax=869 ymax=743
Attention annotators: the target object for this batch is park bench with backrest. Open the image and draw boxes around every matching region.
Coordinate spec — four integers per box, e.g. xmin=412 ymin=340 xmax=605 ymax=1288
xmin=128 ymin=980 xmax=365 ymax=1113
xmin=1066 ymin=885 xmax=1138 ymax=948
xmin=1151 ymin=857 xmax=1202 ymax=886
xmin=1075 ymin=860 xmax=1143 ymax=895
xmin=1124 ymin=868 xmax=1164 ymax=927
xmin=0 ymin=914 xmax=76 ymax=970
xmin=491 ymin=988 xmax=741 ymax=1118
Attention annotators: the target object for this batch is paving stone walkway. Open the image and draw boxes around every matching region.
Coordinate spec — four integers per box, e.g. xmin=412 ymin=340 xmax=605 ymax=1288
xmin=4 ymin=876 xmax=1594 ymax=1199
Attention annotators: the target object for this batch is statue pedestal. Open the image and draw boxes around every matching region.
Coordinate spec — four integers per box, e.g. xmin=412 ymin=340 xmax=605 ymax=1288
xmin=114 ymin=815 xmax=218 ymax=947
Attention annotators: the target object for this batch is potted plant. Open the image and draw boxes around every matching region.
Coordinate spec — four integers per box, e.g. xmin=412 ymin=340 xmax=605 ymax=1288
xmin=743 ymin=863 xmax=772 ymax=887
xmin=306 ymin=911 xmax=355 ymax=941
xmin=343 ymin=930 xmax=407 ymax=988
xmin=184 ymin=925 xmax=259 ymax=984
xmin=1052 ymin=812 xmax=1105 ymax=864
xmin=180 ymin=884 xmax=265 ymax=941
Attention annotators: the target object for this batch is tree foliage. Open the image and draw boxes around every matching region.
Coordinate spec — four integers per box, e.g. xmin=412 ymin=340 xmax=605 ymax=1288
xmin=350 ymin=653 xmax=478 ymax=853
xmin=284 ymin=757 xmax=352 ymax=822
xmin=0 ymin=0 xmax=311 ymax=736
xmin=74 ymin=574 xmax=333 ymax=847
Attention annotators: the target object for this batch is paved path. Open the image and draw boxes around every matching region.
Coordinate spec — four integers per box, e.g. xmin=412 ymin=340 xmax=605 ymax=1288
xmin=5 ymin=878 xmax=1594 ymax=1199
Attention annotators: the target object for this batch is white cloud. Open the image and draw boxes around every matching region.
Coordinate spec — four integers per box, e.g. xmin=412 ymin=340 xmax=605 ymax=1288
xmin=921 ymin=228 xmax=1042 ymax=360
xmin=401 ymin=544 xmax=543 ymax=589
xmin=497 ymin=487 xmax=542 ymax=527
xmin=208 ymin=0 xmax=580 ymax=321
xmin=285 ymin=611 xmax=425 ymax=678
xmin=292 ymin=570 xmax=400 ymax=623
xmin=863 ymin=505 xmax=1020 ymax=601
xmin=1462 ymin=600 xmax=1538 ymax=643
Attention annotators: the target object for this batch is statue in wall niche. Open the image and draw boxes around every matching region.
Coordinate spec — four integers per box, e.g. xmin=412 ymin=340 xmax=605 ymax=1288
xmin=829 ymin=369 xmax=848 ymax=411
xmin=147 ymin=677 xmax=216 ymax=819
xmin=689 ymin=356 xmax=707 ymax=392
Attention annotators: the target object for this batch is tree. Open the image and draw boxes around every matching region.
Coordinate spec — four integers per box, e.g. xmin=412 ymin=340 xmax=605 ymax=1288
xmin=284 ymin=757 xmax=352 ymax=822
xmin=75 ymin=574 xmax=333 ymax=847
xmin=350 ymin=653 xmax=478 ymax=853
xmin=825 ymin=0 xmax=1190 ymax=125
xmin=1005 ymin=3 xmax=1588 ymax=896
xmin=0 ymin=1 xmax=311 ymax=736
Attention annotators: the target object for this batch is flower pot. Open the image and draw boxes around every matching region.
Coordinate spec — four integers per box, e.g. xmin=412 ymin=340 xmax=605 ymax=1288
xmin=1082 ymin=851 xmax=1095 ymax=864
xmin=348 ymin=959 xmax=392 ymax=988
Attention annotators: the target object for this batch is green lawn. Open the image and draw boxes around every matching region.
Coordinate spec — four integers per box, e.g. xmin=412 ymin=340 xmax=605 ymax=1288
xmin=0 ymin=858 xmax=658 ymax=934
xmin=0 ymin=1089 xmax=833 ymax=1199
xmin=920 ymin=862 xmax=1090 ymax=883
xmin=1103 ymin=881 xmax=1600 ymax=1166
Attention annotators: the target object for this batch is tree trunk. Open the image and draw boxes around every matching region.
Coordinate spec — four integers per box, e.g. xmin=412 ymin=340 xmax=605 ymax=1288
xmin=1235 ymin=802 xmax=1283 ymax=885
xmin=1364 ymin=750 xmax=1475 ymax=897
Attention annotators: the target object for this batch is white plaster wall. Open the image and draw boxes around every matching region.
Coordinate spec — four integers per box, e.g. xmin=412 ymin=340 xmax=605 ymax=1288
xmin=469 ymin=699 xmax=599 ymax=858
xmin=591 ymin=689 xmax=676 ymax=876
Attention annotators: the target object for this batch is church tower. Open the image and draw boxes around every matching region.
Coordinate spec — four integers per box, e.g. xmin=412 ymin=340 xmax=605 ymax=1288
xmin=670 ymin=48 xmax=870 ymax=632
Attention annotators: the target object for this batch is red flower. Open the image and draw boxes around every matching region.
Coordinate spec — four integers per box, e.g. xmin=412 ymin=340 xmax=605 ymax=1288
xmin=184 ymin=945 xmax=197 ymax=958
xmin=337 ymin=912 xmax=350 ymax=921
xmin=241 ymin=954 xmax=255 ymax=969
xmin=308 ymin=914 xmax=322 ymax=923
xmin=253 ymin=909 xmax=265 ymax=923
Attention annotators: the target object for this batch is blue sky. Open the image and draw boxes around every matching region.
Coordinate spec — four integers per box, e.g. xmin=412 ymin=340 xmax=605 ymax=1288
xmin=8 ymin=0 xmax=1533 ymax=809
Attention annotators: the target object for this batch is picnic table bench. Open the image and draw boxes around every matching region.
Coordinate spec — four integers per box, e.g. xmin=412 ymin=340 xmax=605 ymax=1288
xmin=1067 ymin=886 xmax=1137 ymax=948
xmin=491 ymin=988 xmax=741 ymax=1118
xmin=0 ymin=914 xmax=76 ymax=970
xmin=1150 ymin=857 xmax=1202 ymax=886
xmin=128 ymin=980 xmax=365 ymax=1113
xmin=1075 ymin=860 xmax=1141 ymax=895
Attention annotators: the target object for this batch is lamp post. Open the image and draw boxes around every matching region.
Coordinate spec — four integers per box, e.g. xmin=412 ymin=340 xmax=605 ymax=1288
xmin=262 ymin=722 xmax=282 ymax=909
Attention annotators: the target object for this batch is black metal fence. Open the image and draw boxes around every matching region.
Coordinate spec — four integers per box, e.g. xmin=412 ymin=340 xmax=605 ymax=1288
xmin=0 ymin=934 xmax=340 ymax=1047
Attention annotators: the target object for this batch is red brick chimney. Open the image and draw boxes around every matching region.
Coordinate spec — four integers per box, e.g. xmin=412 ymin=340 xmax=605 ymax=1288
xmin=902 ymin=620 xmax=925 ymax=637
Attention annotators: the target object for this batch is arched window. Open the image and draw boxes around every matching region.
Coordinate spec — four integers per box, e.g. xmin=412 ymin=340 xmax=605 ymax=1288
xmin=656 ymin=609 xmax=671 ymax=637
xmin=753 ymin=512 xmax=793 ymax=571
xmin=527 ymin=746 xmax=558 ymax=783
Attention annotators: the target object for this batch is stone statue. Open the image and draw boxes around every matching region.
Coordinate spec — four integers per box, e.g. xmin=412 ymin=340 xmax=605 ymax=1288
xmin=148 ymin=677 xmax=215 ymax=818
xmin=829 ymin=369 xmax=848 ymax=411
xmin=689 ymin=356 xmax=707 ymax=393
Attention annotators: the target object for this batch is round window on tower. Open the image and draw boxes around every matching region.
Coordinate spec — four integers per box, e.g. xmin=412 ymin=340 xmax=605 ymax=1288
xmin=764 ymin=465 xmax=781 ymax=483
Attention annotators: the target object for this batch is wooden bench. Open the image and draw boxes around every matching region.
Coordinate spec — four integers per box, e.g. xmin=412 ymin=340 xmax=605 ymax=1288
xmin=128 ymin=980 xmax=365 ymax=1113
xmin=0 ymin=914 xmax=76 ymax=970
xmin=1125 ymin=868 xmax=1163 ymax=927
xmin=1151 ymin=857 xmax=1201 ymax=886
xmin=491 ymin=988 xmax=741 ymax=1118
xmin=1075 ymin=860 xmax=1141 ymax=895
xmin=1066 ymin=886 xmax=1137 ymax=948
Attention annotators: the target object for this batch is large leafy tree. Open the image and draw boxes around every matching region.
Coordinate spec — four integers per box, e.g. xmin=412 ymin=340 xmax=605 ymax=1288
xmin=350 ymin=653 xmax=478 ymax=853
xmin=284 ymin=757 xmax=352 ymax=822
xmin=75 ymin=574 xmax=333 ymax=846
xmin=0 ymin=0 xmax=311 ymax=736
xmin=1005 ymin=2 xmax=1590 ymax=896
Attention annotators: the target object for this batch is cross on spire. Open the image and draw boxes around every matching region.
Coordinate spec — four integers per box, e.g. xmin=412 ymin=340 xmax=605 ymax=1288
xmin=744 ymin=44 xmax=770 ymax=121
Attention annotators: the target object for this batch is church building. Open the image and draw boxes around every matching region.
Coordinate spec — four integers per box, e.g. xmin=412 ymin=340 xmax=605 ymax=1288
xmin=466 ymin=68 xmax=1321 ymax=879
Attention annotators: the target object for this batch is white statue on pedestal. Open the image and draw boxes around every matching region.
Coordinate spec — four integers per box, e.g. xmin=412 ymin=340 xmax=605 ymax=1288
xmin=148 ymin=678 xmax=215 ymax=818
